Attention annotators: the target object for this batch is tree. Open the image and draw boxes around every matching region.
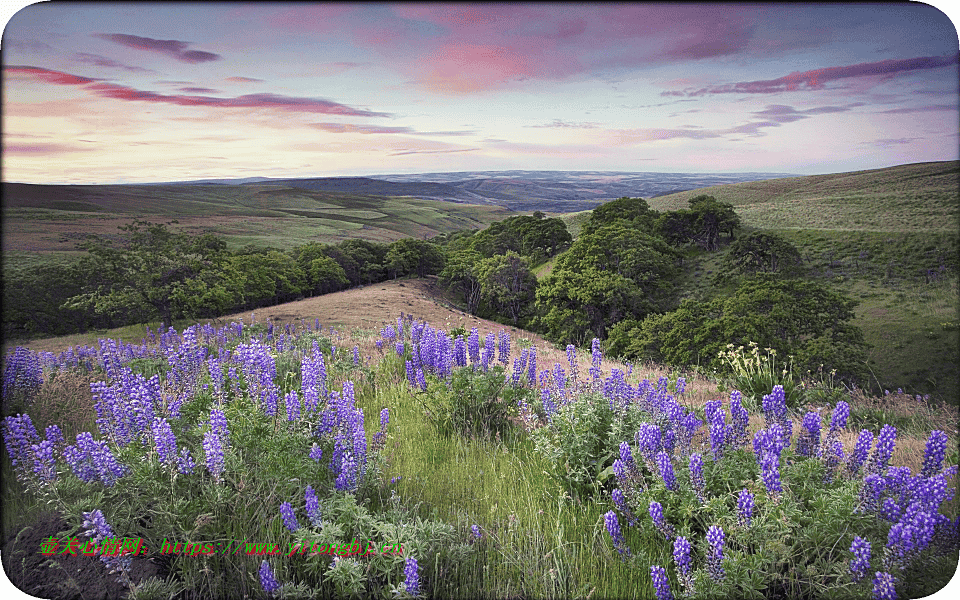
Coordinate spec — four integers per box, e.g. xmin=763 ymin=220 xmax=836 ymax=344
xmin=534 ymin=224 xmax=681 ymax=343
xmin=719 ymin=231 xmax=804 ymax=278
xmin=440 ymin=249 xmax=484 ymax=314
xmin=384 ymin=238 xmax=444 ymax=279
xmin=608 ymin=275 xmax=868 ymax=384
xmin=688 ymin=195 xmax=740 ymax=250
xmin=475 ymin=252 xmax=537 ymax=325
xmin=583 ymin=196 xmax=660 ymax=235
xmin=65 ymin=221 xmax=233 ymax=327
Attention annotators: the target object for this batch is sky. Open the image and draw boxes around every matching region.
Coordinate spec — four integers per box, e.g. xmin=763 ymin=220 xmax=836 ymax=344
xmin=2 ymin=1 xmax=959 ymax=184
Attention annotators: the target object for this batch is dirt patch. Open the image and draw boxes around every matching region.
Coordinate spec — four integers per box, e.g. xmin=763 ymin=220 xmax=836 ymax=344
xmin=1 ymin=511 xmax=160 ymax=600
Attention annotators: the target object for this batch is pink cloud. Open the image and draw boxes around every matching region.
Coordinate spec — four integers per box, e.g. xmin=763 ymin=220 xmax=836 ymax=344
xmin=74 ymin=53 xmax=155 ymax=73
xmin=265 ymin=4 xmax=759 ymax=93
xmin=4 ymin=142 xmax=94 ymax=154
xmin=6 ymin=65 xmax=98 ymax=85
xmin=93 ymin=33 xmax=221 ymax=63
xmin=5 ymin=66 xmax=391 ymax=117
xmin=663 ymin=52 xmax=960 ymax=96
xmin=310 ymin=123 xmax=471 ymax=136
xmin=179 ymin=87 xmax=221 ymax=94
xmin=224 ymin=76 xmax=264 ymax=83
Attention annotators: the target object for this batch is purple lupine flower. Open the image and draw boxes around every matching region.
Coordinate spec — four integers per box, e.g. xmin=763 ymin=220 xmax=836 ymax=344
xmin=498 ymin=331 xmax=510 ymax=366
xmin=649 ymin=501 xmax=675 ymax=540
xmin=729 ymin=392 xmax=750 ymax=447
xmin=635 ymin=422 xmax=662 ymax=461
xmin=309 ymin=443 xmax=323 ymax=463
xmin=656 ymin=451 xmax=677 ymax=491
xmin=3 ymin=414 xmax=40 ymax=475
xmin=405 ymin=360 xmax=416 ymax=387
xmin=673 ymin=535 xmax=692 ymax=573
xmin=829 ymin=401 xmax=850 ymax=434
xmin=203 ymin=430 xmax=225 ymax=482
xmin=848 ymin=430 xmax=874 ymax=477
xmin=305 ymin=485 xmax=322 ymax=527
xmin=467 ymin=328 xmax=480 ymax=363
xmin=471 ymin=524 xmax=482 ymax=539
xmin=259 ymin=560 xmax=281 ymax=596
xmin=867 ymin=425 xmax=897 ymax=477
xmin=279 ymin=501 xmax=300 ymax=532
xmin=858 ymin=473 xmax=886 ymax=514
xmin=176 ymin=447 xmax=195 ymax=475
xmin=676 ymin=377 xmax=686 ymax=395
xmin=921 ymin=430 xmax=948 ymax=477
xmin=566 ymin=344 xmax=578 ymax=383
xmin=849 ymin=536 xmax=871 ymax=582
xmin=31 ymin=439 xmax=57 ymax=482
xmin=453 ymin=335 xmax=467 ymax=367
xmin=527 ymin=347 xmax=537 ymax=386
xmin=152 ymin=418 xmax=178 ymax=466
xmin=353 ymin=346 xmax=360 ymax=365
xmin=82 ymin=509 xmax=130 ymax=578
xmin=706 ymin=525 xmax=726 ymax=582
xmin=396 ymin=341 xmax=405 ymax=357
xmin=797 ymin=412 xmax=821 ymax=457
xmin=760 ymin=451 xmax=782 ymax=498
xmin=604 ymin=510 xmax=631 ymax=557
xmin=822 ymin=439 xmax=844 ymax=484
xmin=873 ymin=571 xmax=896 ymax=600
xmin=284 ymin=390 xmax=301 ymax=422
xmin=706 ymin=400 xmax=727 ymax=461
xmin=210 ymin=409 xmax=230 ymax=445
xmin=689 ymin=453 xmax=706 ymax=503
xmin=415 ymin=367 xmax=427 ymax=391
xmin=335 ymin=451 xmax=358 ymax=492
xmin=737 ymin=489 xmax=755 ymax=527
xmin=650 ymin=565 xmax=673 ymax=600
xmin=404 ymin=557 xmax=420 ymax=595
xmin=44 ymin=424 xmax=64 ymax=447
xmin=611 ymin=488 xmax=638 ymax=527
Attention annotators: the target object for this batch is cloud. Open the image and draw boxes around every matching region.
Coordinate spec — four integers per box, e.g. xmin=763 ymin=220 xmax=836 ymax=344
xmin=75 ymin=53 xmax=155 ymax=73
xmin=6 ymin=65 xmax=98 ymax=85
xmin=179 ymin=87 xmax=221 ymax=94
xmin=663 ymin=52 xmax=960 ymax=96
xmin=5 ymin=66 xmax=391 ymax=117
xmin=224 ymin=76 xmax=264 ymax=83
xmin=4 ymin=142 xmax=95 ymax=154
xmin=93 ymin=33 xmax=222 ymax=63
xmin=526 ymin=119 xmax=599 ymax=129
xmin=879 ymin=104 xmax=956 ymax=114
xmin=751 ymin=104 xmax=854 ymax=123
xmin=310 ymin=123 xmax=472 ymax=136
xmin=388 ymin=147 xmax=479 ymax=156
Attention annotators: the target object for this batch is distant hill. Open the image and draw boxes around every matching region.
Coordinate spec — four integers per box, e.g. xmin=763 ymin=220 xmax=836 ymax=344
xmin=141 ymin=170 xmax=800 ymax=213
xmin=647 ymin=160 xmax=959 ymax=232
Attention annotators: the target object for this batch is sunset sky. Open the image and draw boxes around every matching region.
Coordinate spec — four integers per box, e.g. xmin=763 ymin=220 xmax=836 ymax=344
xmin=2 ymin=2 xmax=958 ymax=184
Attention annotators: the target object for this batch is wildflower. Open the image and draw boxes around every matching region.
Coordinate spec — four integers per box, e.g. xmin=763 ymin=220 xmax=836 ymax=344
xmin=649 ymin=501 xmax=675 ymax=540
xmin=279 ymin=502 xmax=300 ymax=533
xmin=209 ymin=408 xmax=230 ymax=444
xmin=737 ymin=489 xmax=755 ymax=527
xmin=797 ymin=412 xmax=821 ymax=457
xmin=650 ymin=565 xmax=673 ymax=600
xmin=284 ymin=390 xmax=301 ymax=422
xmin=866 ymin=425 xmax=897 ymax=477
xmin=920 ymin=430 xmax=948 ymax=477
xmin=297 ymin=485 xmax=322 ymax=529
xmin=467 ymin=328 xmax=480 ymax=363
xmin=706 ymin=525 xmax=726 ymax=582
xmin=760 ymin=450 xmax=782 ymax=498
xmin=849 ymin=536 xmax=871 ymax=582
xmin=656 ymin=451 xmax=677 ymax=491
xmin=151 ymin=418 xmax=178 ymax=467
xmin=604 ymin=510 xmax=631 ymax=557
xmin=471 ymin=524 xmax=482 ymax=539
xmin=611 ymin=488 xmax=638 ymax=527
xmin=873 ymin=571 xmax=896 ymax=600
xmin=203 ymin=430 xmax=225 ymax=482
xmin=673 ymin=535 xmax=692 ymax=578
xmin=848 ymin=430 xmax=874 ymax=477
xmin=259 ymin=560 xmax=281 ymax=596
xmin=404 ymin=557 xmax=420 ymax=595
xmin=729 ymin=392 xmax=750 ymax=447
xmin=176 ymin=447 xmax=195 ymax=475
xmin=676 ymin=377 xmax=686 ymax=395
xmin=689 ymin=453 xmax=706 ymax=503
xmin=498 ymin=331 xmax=510 ymax=366
xmin=706 ymin=400 xmax=726 ymax=461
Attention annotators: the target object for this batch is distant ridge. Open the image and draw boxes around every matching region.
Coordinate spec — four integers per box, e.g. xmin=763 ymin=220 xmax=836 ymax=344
xmin=142 ymin=170 xmax=801 ymax=213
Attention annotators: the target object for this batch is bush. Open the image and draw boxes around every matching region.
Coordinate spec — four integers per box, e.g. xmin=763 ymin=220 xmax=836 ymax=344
xmin=418 ymin=365 xmax=527 ymax=440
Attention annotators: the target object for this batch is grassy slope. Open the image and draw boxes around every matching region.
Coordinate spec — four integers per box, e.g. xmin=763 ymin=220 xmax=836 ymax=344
xmin=1 ymin=183 xmax=514 ymax=266
xmin=652 ymin=161 xmax=960 ymax=403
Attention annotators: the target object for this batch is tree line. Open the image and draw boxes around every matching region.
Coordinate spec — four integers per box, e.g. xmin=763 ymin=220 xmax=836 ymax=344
xmin=4 ymin=196 xmax=869 ymax=386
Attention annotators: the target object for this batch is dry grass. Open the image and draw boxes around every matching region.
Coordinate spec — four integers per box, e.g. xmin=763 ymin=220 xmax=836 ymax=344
xmin=24 ymin=370 xmax=100 ymax=442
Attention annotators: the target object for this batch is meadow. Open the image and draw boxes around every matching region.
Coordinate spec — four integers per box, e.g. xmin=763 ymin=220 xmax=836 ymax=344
xmin=2 ymin=308 xmax=958 ymax=599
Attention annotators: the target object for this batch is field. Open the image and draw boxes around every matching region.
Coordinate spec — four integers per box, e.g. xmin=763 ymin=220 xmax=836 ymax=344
xmin=1 ymin=182 xmax=512 ymax=271
xmin=3 ymin=279 xmax=958 ymax=599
